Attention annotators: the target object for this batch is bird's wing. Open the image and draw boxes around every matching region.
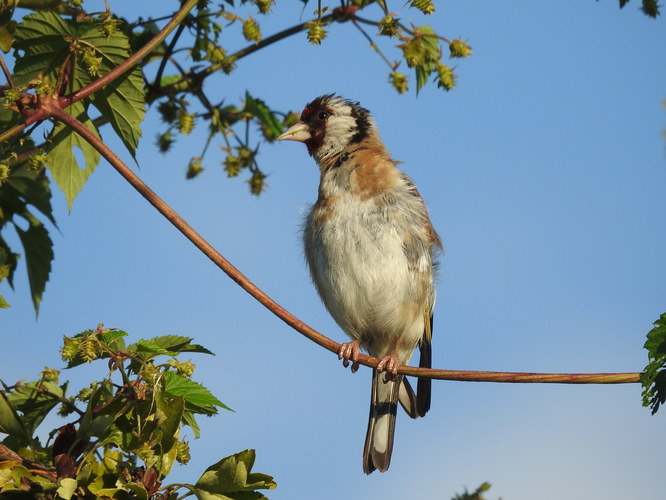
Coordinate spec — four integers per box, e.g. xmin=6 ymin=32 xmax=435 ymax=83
xmin=416 ymin=309 xmax=433 ymax=417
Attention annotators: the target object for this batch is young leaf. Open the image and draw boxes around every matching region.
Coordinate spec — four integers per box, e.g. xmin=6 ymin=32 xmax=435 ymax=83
xmin=194 ymin=449 xmax=277 ymax=498
xmin=46 ymin=101 xmax=101 ymax=209
xmin=182 ymin=409 xmax=202 ymax=438
xmin=56 ymin=477 xmax=78 ymax=500
xmin=133 ymin=338 xmax=182 ymax=358
xmin=146 ymin=335 xmax=214 ymax=355
xmin=13 ymin=213 xmax=53 ymax=314
xmin=245 ymin=92 xmax=283 ymax=141
xmin=163 ymin=371 xmax=230 ymax=413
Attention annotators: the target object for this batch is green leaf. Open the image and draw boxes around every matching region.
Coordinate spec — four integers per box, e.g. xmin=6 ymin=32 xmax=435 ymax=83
xmin=12 ymin=11 xmax=74 ymax=85
xmin=131 ymin=335 xmax=214 ymax=357
xmin=0 ymin=294 xmax=9 ymax=308
xmin=415 ymin=62 xmax=433 ymax=94
xmin=46 ymin=101 xmax=101 ymax=209
xmin=125 ymin=483 xmax=149 ymax=500
xmin=641 ymin=313 xmax=666 ymax=414
xmin=163 ymin=371 xmax=230 ymax=414
xmin=412 ymin=26 xmax=439 ymax=94
xmin=5 ymin=160 xmax=55 ymax=226
xmin=0 ymin=21 xmax=15 ymax=53
xmin=0 ymin=237 xmax=17 ymax=288
xmin=56 ymin=478 xmax=78 ymax=500
xmin=641 ymin=0 xmax=660 ymax=17
xmin=133 ymin=338 xmax=182 ymax=358
xmin=244 ymin=92 xmax=283 ymax=140
xmin=91 ymin=68 xmax=145 ymax=158
xmin=5 ymin=380 xmax=65 ymax=435
xmin=155 ymin=388 xmax=185 ymax=450
xmin=194 ymin=450 xmax=276 ymax=500
xmin=182 ymin=409 xmax=201 ymax=438
xmin=14 ymin=213 xmax=53 ymax=314
xmin=0 ymin=391 xmax=31 ymax=442
xmin=14 ymin=11 xmax=145 ymax=158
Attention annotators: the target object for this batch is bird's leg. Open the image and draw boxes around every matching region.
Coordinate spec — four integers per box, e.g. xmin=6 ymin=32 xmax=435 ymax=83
xmin=338 ymin=340 xmax=361 ymax=373
xmin=376 ymin=337 xmax=403 ymax=381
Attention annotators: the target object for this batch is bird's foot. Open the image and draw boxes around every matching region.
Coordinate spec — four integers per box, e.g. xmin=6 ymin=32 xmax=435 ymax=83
xmin=338 ymin=340 xmax=361 ymax=373
xmin=376 ymin=354 xmax=400 ymax=381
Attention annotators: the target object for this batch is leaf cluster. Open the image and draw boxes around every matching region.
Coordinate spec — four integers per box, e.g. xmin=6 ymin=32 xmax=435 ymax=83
xmin=0 ymin=129 xmax=54 ymax=313
xmin=451 ymin=482 xmax=495 ymax=500
xmin=1 ymin=0 xmax=468 ymax=312
xmin=0 ymin=325 xmax=276 ymax=499
xmin=641 ymin=313 xmax=666 ymax=414
xmin=619 ymin=0 xmax=661 ymax=18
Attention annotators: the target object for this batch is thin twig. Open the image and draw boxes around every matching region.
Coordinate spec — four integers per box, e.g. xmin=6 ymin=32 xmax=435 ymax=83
xmin=153 ymin=22 xmax=187 ymax=89
xmin=350 ymin=18 xmax=394 ymax=69
xmin=50 ymin=105 xmax=642 ymax=385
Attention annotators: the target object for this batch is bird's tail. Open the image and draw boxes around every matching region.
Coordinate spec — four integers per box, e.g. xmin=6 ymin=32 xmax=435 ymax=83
xmin=363 ymin=369 xmax=401 ymax=474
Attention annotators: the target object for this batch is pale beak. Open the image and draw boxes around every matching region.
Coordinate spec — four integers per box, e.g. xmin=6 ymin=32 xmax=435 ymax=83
xmin=276 ymin=122 xmax=311 ymax=142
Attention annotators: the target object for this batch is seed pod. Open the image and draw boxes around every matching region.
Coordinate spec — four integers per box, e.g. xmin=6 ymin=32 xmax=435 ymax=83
xmin=254 ymin=0 xmax=273 ymax=14
xmin=187 ymin=157 xmax=204 ymax=179
xmin=242 ymin=17 xmax=262 ymax=42
xmin=248 ymin=170 xmax=266 ymax=195
xmin=389 ymin=71 xmax=408 ymax=94
xmin=224 ymin=154 xmax=242 ymax=177
xmin=178 ymin=110 xmax=195 ymax=135
xmin=436 ymin=63 xmax=456 ymax=91
xmin=410 ymin=0 xmax=435 ymax=15
xmin=306 ymin=21 xmax=327 ymax=45
xmin=379 ymin=16 xmax=399 ymax=37
xmin=449 ymin=39 xmax=472 ymax=58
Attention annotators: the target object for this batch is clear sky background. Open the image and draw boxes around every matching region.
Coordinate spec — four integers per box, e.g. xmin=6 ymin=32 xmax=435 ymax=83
xmin=2 ymin=1 xmax=666 ymax=499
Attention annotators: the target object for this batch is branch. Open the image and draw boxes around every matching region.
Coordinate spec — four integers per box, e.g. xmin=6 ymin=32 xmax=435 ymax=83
xmin=65 ymin=0 xmax=199 ymax=105
xmin=0 ymin=444 xmax=56 ymax=477
xmin=160 ymin=11 xmax=341 ymax=94
xmin=49 ymin=105 xmax=642 ymax=386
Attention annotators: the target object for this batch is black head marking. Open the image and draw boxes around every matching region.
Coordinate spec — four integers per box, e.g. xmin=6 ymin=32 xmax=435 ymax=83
xmin=349 ymin=102 xmax=371 ymax=144
xmin=300 ymin=94 xmax=336 ymax=156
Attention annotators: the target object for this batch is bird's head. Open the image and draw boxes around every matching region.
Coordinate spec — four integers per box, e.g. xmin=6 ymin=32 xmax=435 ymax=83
xmin=276 ymin=94 xmax=375 ymax=164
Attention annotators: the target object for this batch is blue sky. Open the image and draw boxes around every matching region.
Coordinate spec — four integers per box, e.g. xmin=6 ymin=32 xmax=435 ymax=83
xmin=2 ymin=1 xmax=666 ymax=499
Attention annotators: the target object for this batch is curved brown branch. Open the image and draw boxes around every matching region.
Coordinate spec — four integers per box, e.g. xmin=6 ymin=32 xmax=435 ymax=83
xmin=49 ymin=106 xmax=642 ymax=386
xmin=66 ymin=0 xmax=199 ymax=105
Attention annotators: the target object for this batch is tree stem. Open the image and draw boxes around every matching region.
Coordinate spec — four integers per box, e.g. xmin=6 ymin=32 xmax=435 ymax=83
xmin=50 ymin=105 xmax=642 ymax=385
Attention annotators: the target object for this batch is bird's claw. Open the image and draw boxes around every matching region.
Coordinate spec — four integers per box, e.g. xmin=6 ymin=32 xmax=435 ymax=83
xmin=376 ymin=354 xmax=400 ymax=381
xmin=338 ymin=341 xmax=361 ymax=372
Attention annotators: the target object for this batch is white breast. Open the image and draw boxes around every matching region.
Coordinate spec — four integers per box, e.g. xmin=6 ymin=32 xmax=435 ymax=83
xmin=304 ymin=185 xmax=433 ymax=360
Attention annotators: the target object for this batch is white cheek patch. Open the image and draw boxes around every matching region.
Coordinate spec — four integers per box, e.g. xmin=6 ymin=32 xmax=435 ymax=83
xmin=316 ymin=106 xmax=358 ymax=161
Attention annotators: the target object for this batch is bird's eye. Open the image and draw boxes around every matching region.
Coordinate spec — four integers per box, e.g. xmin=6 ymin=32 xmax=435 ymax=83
xmin=318 ymin=110 xmax=330 ymax=120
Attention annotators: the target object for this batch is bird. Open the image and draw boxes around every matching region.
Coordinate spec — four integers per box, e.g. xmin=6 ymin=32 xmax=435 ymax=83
xmin=276 ymin=94 xmax=441 ymax=474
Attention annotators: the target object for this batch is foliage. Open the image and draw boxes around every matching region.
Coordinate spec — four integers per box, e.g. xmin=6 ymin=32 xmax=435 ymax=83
xmin=0 ymin=325 xmax=276 ymax=499
xmin=0 ymin=0 xmax=473 ymax=313
xmin=0 ymin=0 xmax=655 ymax=313
xmin=641 ymin=313 xmax=666 ymax=414
xmin=451 ymin=482 xmax=494 ymax=500
xmin=619 ymin=0 xmax=661 ymax=18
